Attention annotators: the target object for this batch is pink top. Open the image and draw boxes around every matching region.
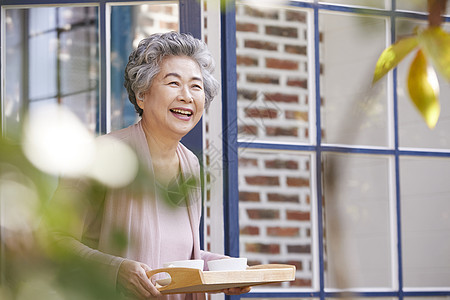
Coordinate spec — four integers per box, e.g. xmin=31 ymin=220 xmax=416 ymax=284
xmin=55 ymin=121 xmax=225 ymax=300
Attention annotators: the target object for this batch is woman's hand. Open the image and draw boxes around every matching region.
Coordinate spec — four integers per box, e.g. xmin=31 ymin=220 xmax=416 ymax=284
xmin=222 ymin=286 xmax=251 ymax=295
xmin=117 ymin=259 xmax=161 ymax=299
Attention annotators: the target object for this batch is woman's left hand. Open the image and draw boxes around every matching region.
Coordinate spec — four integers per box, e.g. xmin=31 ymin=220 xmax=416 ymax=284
xmin=222 ymin=286 xmax=251 ymax=295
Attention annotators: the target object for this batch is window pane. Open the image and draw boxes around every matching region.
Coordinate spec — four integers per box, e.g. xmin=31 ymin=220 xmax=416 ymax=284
xmin=236 ymin=4 xmax=312 ymax=144
xmin=397 ymin=0 xmax=450 ymax=15
xmin=110 ymin=3 xmax=179 ymax=131
xmin=320 ymin=12 xmax=389 ymax=147
xmin=4 ymin=9 xmax=26 ymax=138
xmin=4 ymin=6 xmax=99 ymax=135
xmin=318 ymin=0 xmax=388 ymax=9
xmin=59 ymin=27 xmax=98 ymax=96
xmin=397 ymin=20 xmax=450 ymax=150
xmin=322 ymin=153 xmax=393 ymax=288
xmin=400 ymin=157 xmax=450 ymax=288
xmin=238 ymin=149 xmax=314 ymax=289
xmin=29 ymin=32 xmax=58 ymax=100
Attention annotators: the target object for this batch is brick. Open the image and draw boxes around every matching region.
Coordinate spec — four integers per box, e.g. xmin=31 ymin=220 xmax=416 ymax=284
xmin=285 ymin=10 xmax=307 ymax=22
xmin=238 ymin=89 xmax=257 ymax=100
xmin=164 ymin=6 xmax=174 ymax=14
xmin=247 ymin=209 xmax=280 ymax=219
xmin=267 ymin=193 xmax=299 ymax=203
xmin=286 ymin=210 xmax=310 ymax=221
xmin=266 ymin=126 xmax=298 ymax=137
xmin=236 ymin=22 xmax=258 ymax=32
xmin=236 ymin=55 xmax=258 ymax=66
xmin=264 ymin=93 xmax=298 ymax=103
xmin=247 ymin=74 xmax=279 ymax=84
xmin=245 ymin=176 xmax=279 ymax=186
xmin=239 ymin=125 xmax=258 ymax=135
xmin=244 ymin=6 xmax=279 ymax=19
xmin=245 ymin=243 xmax=280 ymax=254
xmin=291 ymin=278 xmax=312 ymax=287
xmin=285 ymin=110 xmax=308 ymax=121
xmin=287 ymin=244 xmax=311 ymax=254
xmin=287 ymin=77 xmax=307 ymax=89
xmin=239 ymin=191 xmax=260 ymax=202
xmin=238 ymin=157 xmax=258 ymax=167
xmin=244 ymin=40 xmax=277 ymax=51
xmin=269 ymin=260 xmax=303 ymax=271
xmin=267 ymin=226 xmax=299 ymax=237
xmin=265 ymin=25 xmax=297 ymax=38
xmin=248 ymin=260 xmax=262 ymax=266
xmin=159 ymin=21 xmax=177 ymax=31
xmin=284 ymin=44 xmax=307 ymax=55
xmin=266 ymin=58 xmax=298 ymax=70
xmin=240 ymin=226 xmax=260 ymax=235
xmin=265 ymin=159 xmax=298 ymax=169
xmin=286 ymin=176 xmax=309 ymax=187
xmin=245 ymin=107 xmax=278 ymax=119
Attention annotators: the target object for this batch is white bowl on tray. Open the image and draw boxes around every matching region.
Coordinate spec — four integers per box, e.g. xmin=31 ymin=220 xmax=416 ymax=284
xmin=207 ymin=257 xmax=248 ymax=271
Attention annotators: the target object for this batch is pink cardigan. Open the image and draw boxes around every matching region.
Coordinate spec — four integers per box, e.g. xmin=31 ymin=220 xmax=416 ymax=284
xmin=57 ymin=121 xmax=225 ymax=299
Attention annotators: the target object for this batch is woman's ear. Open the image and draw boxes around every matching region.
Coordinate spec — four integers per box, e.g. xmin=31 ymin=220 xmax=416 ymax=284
xmin=137 ymin=99 xmax=144 ymax=110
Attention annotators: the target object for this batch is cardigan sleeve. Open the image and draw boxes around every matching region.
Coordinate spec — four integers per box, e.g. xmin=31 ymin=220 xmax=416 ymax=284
xmin=49 ymin=177 xmax=125 ymax=290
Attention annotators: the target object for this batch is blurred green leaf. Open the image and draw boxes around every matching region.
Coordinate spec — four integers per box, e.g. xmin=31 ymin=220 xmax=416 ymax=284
xmin=407 ymin=49 xmax=440 ymax=129
xmin=373 ymin=36 xmax=418 ymax=84
xmin=417 ymin=26 xmax=450 ymax=82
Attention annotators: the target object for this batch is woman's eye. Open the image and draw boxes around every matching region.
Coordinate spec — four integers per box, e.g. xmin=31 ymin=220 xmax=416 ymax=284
xmin=168 ymin=81 xmax=179 ymax=86
xmin=192 ymin=84 xmax=203 ymax=90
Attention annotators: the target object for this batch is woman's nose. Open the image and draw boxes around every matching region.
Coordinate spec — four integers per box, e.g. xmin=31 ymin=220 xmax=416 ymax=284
xmin=179 ymin=86 xmax=193 ymax=103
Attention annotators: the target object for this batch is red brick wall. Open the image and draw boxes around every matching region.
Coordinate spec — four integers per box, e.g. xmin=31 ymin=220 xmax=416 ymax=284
xmin=236 ymin=4 xmax=313 ymax=288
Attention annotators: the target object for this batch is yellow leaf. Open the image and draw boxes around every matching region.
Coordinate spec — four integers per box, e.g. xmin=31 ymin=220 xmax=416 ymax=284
xmin=417 ymin=26 xmax=450 ymax=82
xmin=407 ymin=50 xmax=440 ymax=129
xmin=373 ymin=37 xmax=418 ymax=84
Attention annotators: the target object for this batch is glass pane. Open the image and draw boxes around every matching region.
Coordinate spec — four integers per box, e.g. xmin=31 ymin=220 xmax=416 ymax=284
xmin=4 ymin=6 xmax=99 ymax=135
xmin=60 ymin=27 xmax=98 ymax=95
xmin=397 ymin=0 xmax=450 ymax=15
xmin=29 ymin=31 xmax=58 ymax=101
xmin=397 ymin=20 xmax=450 ymax=150
xmin=61 ymin=92 xmax=98 ymax=133
xmin=236 ymin=4 xmax=312 ymax=144
xmin=320 ymin=12 xmax=389 ymax=147
xmin=29 ymin=7 xmax=57 ymax=35
xmin=4 ymin=9 xmax=26 ymax=138
xmin=322 ymin=153 xmax=393 ymax=288
xmin=58 ymin=6 xmax=97 ymax=27
xmin=110 ymin=3 xmax=179 ymax=131
xmin=238 ymin=149 xmax=314 ymax=289
xmin=319 ymin=0 xmax=388 ymax=9
xmin=400 ymin=157 xmax=450 ymax=288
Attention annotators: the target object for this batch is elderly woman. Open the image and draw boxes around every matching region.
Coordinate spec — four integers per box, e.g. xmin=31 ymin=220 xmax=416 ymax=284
xmin=54 ymin=32 xmax=250 ymax=299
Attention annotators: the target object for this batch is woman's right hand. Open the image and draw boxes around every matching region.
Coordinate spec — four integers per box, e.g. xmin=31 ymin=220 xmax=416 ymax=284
xmin=117 ymin=259 xmax=161 ymax=299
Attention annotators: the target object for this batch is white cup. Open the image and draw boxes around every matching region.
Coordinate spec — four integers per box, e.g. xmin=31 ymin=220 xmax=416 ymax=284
xmin=163 ymin=259 xmax=204 ymax=270
xmin=207 ymin=258 xmax=248 ymax=271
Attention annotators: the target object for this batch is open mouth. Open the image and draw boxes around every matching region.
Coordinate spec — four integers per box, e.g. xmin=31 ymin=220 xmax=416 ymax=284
xmin=170 ymin=108 xmax=193 ymax=117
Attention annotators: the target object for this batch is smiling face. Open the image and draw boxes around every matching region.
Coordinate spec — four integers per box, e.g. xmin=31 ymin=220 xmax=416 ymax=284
xmin=138 ymin=55 xmax=205 ymax=140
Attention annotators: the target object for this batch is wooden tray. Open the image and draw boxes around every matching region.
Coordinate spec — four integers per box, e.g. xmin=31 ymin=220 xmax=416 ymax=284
xmin=146 ymin=264 xmax=296 ymax=294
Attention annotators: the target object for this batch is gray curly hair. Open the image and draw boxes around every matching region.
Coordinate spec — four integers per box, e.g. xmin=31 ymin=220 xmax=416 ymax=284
xmin=124 ymin=32 xmax=220 ymax=116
